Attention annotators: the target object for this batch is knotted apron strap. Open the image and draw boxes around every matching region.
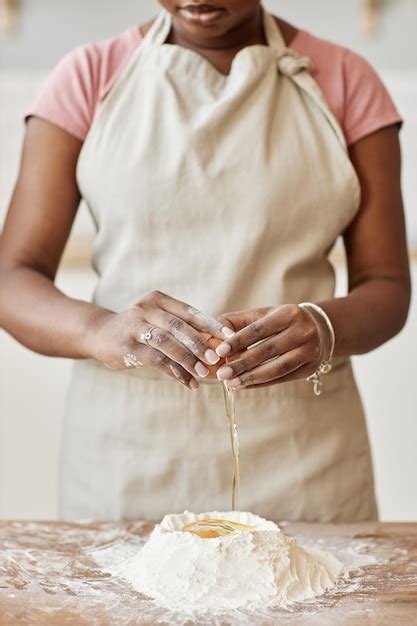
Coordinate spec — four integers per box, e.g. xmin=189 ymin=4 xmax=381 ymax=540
xmin=277 ymin=51 xmax=348 ymax=150
xmin=263 ymin=7 xmax=348 ymax=150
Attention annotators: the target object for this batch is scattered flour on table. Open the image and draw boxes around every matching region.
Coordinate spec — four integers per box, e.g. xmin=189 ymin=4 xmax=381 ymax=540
xmin=2 ymin=520 xmax=392 ymax=626
xmin=113 ymin=511 xmax=343 ymax=613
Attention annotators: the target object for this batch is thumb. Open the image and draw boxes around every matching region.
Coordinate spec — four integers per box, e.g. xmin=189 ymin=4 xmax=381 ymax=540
xmin=216 ymin=308 xmax=272 ymax=332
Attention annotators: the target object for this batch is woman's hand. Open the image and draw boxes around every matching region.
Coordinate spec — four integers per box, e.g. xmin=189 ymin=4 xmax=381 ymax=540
xmin=214 ymin=304 xmax=333 ymax=389
xmin=86 ymin=290 xmax=234 ymax=390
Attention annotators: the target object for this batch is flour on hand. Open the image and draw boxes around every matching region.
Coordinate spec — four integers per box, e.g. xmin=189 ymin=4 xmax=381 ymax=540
xmin=118 ymin=511 xmax=342 ymax=612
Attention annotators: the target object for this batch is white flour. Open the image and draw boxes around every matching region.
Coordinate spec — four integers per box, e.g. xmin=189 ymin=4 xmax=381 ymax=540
xmin=118 ymin=511 xmax=342 ymax=613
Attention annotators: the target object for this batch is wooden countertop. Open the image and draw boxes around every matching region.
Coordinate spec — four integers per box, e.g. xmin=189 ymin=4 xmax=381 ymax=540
xmin=0 ymin=520 xmax=416 ymax=625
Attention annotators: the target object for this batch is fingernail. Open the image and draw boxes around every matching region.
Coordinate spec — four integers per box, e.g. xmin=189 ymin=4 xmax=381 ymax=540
xmin=216 ymin=365 xmax=234 ymax=380
xmin=222 ymin=327 xmax=235 ymax=337
xmin=227 ymin=377 xmax=241 ymax=388
xmin=205 ymin=349 xmax=220 ymax=365
xmin=216 ymin=342 xmax=232 ymax=357
xmin=189 ymin=378 xmax=199 ymax=390
xmin=195 ymin=362 xmax=210 ymax=377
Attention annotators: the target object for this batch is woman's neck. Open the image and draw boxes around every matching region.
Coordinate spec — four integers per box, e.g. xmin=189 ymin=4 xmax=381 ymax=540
xmin=139 ymin=15 xmax=299 ymax=50
xmin=168 ymin=7 xmax=266 ymax=53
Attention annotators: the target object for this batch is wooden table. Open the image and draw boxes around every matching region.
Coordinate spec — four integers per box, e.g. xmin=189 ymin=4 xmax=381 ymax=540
xmin=0 ymin=520 xmax=416 ymax=625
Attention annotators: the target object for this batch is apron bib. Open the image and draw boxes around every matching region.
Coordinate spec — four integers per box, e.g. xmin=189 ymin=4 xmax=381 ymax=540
xmin=61 ymin=7 xmax=378 ymax=522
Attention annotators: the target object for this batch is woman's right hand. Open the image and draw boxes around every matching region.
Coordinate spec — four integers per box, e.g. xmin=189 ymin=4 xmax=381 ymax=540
xmin=85 ymin=290 xmax=235 ymax=390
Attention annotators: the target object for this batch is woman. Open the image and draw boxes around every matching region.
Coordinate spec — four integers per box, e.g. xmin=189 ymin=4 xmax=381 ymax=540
xmin=0 ymin=1 xmax=410 ymax=522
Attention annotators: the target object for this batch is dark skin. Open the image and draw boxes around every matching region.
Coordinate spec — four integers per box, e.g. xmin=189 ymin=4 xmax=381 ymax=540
xmin=0 ymin=1 xmax=411 ymax=391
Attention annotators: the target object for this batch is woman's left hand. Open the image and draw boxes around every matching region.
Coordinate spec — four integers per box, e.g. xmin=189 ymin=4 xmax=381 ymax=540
xmin=214 ymin=304 xmax=332 ymax=389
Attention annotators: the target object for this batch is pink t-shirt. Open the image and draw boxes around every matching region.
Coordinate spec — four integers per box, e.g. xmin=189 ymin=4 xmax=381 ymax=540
xmin=26 ymin=23 xmax=402 ymax=146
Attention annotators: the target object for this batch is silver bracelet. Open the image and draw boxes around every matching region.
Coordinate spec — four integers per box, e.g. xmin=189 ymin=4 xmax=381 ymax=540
xmin=298 ymin=302 xmax=336 ymax=396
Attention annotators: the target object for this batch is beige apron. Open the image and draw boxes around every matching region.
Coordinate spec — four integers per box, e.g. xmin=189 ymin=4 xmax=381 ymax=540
xmin=62 ymin=7 xmax=378 ymax=522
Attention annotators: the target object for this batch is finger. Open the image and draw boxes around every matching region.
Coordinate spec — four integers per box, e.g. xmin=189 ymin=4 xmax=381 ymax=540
xmin=245 ymin=362 xmax=317 ymax=389
xmin=215 ymin=305 xmax=296 ymax=358
xmin=215 ymin=314 xmax=236 ymax=335
xmin=153 ymin=291 xmax=231 ymax=340
xmin=216 ymin=325 xmax=310 ymax=380
xmin=225 ymin=347 xmax=308 ymax=388
xmin=216 ymin=333 xmax=283 ymax=380
xmin=123 ymin=344 xmax=199 ymax=390
xmin=137 ymin=323 xmax=210 ymax=380
xmin=216 ymin=307 xmax=273 ymax=333
xmin=150 ymin=311 xmax=221 ymax=366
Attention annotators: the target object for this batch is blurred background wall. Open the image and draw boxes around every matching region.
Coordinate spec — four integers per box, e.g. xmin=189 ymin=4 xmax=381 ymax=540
xmin=1 ymin=0 xmax=416 ymax=520
xmin=2 ymin=0 xmax=417 ymax=70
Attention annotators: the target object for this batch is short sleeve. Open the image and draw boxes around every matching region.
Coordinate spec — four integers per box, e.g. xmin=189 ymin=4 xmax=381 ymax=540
xmin=25 ymin=45 xmax=99 ymax=141
xmin=342 ymin=49 xmax=403 ymax=146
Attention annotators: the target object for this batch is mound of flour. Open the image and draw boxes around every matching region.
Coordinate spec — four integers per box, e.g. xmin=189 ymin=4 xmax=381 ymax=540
xmin=120 ymin=511 xmax=342 ymax=612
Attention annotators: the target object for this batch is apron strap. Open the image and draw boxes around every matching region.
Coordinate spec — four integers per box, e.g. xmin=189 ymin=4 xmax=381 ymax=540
xmin=261 ymin=4 xmax=286 ymax=51
xmin=287 ymin=68 xmax=348 ymax=149
xmin=140 ymin=9 xmax=172 ymax=48
xmin=263 ymin=8 xmax=348 ymax=150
